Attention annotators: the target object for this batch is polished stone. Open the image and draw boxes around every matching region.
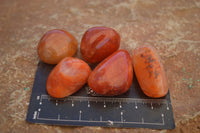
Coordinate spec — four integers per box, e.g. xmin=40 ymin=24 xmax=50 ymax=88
xmin=88 ymin=50 xmax=133 ymax=96
xmin=38 ymin=29 xmax=78 ymax=64
xmin=47 ymin=57 xmax=91 ymax=98
xmin=81 ymin=26 xmax=120 ymax=63
xmin=132 ymin=45 xmax=168 ymax=98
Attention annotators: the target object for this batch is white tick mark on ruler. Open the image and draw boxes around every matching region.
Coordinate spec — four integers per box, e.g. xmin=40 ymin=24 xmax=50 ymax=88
xmin=38 ymin=108 xmax=41 ymax=112
xmin=58 ymin=114 xmax=60 ymax=120
xmin=56 ymin=100 xmax=58 ymax=106
xmin=88 ymin=101 xmax=90 ymax=107
xmin=119 ymin=102 xmax=122 ymax=108
xmin=142 ymin=117 xmax=144 ymax=123
xmin=37 ymin=111 xmax=40 ymax=119
xmin=33 ymin=111 xmax=37 ymax=119
xmin=104 ymin=101 xmax=106 ymax=108
xmin=151 ymin=102 xmax=153 ymax=110
xmin=135 ymin=101 xmax=138 ymax=109
xmin=161 ymin=114 xmax=165 ymax=125
xmin=167 ymin=103 xmax=169 ymax=110
xmin=40 ymin=95 xmax=43 ymax=103
xmin=72 ymin=100 xmax=74 ymax=107
xmin=167 ymin=106 xmax=169 ymax=110
xmin=121 ymin=112 xmax=123 ymax=122
xmin=100 ymin=116 xmax=102 ymax=121
xmin=79 ymin=110 xmax=82 ymax=121
xmin=37 ymin=96 xmax=40 ymax=100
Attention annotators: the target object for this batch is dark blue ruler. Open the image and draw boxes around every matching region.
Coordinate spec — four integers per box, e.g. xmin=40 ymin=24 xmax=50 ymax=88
xmin=26 ymin=62 xmax=175 ymax=129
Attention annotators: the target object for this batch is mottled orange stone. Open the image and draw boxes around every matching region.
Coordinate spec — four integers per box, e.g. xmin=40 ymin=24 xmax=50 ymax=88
xmin=38 ymin=29 xmax=78 ymax=64
xmin=80 ymin=26 xmax=120 ymax=64
xmin=88 ymin=50 xmax=133 ymax=96
xmin=132 ymin=45 xmax=168 ymax=98
xmin=46 ymin=57 xmax=91 ymax=98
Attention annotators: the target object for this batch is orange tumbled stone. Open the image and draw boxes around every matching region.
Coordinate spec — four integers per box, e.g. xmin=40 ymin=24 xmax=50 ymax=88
xmin=80 ymin=26 xmax=120 ymax=64
xmin=38 ymin=29 xmax=78 ymax=64
xmin=46 ymin=57 xmax=91 ymax=98
xmin=88 ymin=50 xmax=133 ymax=96
xmin=132 ymin=45 xmax=168 ymax=98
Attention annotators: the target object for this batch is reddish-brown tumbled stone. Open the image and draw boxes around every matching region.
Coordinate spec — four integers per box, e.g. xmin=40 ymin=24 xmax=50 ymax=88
xmin=80 ymin=26 xmax=120 ymax=64
xmin=88 ymin=49 xmax=133 ymax=96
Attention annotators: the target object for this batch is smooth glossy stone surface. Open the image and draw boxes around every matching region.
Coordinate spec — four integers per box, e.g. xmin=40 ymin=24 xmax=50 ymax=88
xmin=80 ymin=26 xmax=120 ymax=63
xmin=46 ymin=57 xmax=91 ymax=98
xmin=88 ymin=49 xmax=133 ymax=96
xmin=38 ymin=29 xmax=78 ymax=64
xmin=132 ymin=45 xmax=168 ymax=98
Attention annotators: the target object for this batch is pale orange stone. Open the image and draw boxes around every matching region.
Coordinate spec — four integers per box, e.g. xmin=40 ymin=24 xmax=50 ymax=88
xmin=38 ymin=29 xmax=78 ymax=64
xmin=132 ymin=45 xmax=168 ymax=98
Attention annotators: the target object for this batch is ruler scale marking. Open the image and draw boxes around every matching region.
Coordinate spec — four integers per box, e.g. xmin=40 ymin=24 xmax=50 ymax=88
xmin=41 ymin=94 xmax=168 ymax=104
xmin=34 ymin=94 xmax=170 ymax=127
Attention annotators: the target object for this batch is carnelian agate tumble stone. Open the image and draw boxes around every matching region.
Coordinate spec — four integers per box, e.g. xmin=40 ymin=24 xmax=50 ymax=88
xmin=88 ymin=50 xmax=133 ymax=96
xmin=132 ymin=45 xmax=168 ymax=98
xmin=46 ymin=57 xmax=91 ymax=98
xmin=80 ymin=27 xmax=120 ymax=63
xmin=38 ymin=29 xmax=78 ymax=64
